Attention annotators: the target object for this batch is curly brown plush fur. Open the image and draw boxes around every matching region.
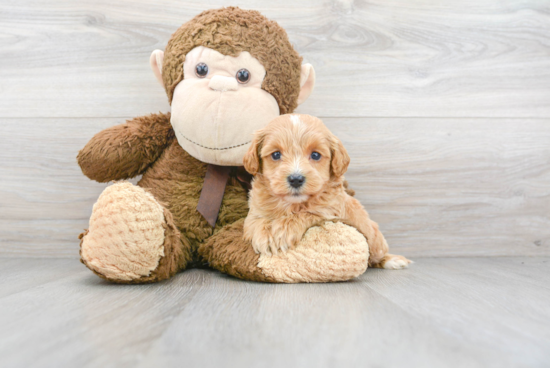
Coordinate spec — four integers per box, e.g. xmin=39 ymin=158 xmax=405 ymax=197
xmin=78 ymin=112 xmax=258 ymax=281
xmin=162 ymin=7 xmax=302 ymax=114
xmin=77 ymin=113 xmax=175 ymax=182
xmin=199 ymin=219 xmax=276 ymax=282
xmin=137 ymin=122 xmax=251 ymax=258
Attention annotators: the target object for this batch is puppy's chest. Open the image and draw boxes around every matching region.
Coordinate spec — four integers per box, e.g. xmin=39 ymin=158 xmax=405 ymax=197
xmin=283 ymin=202 xmax=344 ymax=221
xmin=308 ymin=205 xmax=343 ymax=219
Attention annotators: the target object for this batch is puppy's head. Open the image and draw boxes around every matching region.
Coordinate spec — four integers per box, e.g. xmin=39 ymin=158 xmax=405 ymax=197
xmin=243 ymin=114 xmax=350 ymax=203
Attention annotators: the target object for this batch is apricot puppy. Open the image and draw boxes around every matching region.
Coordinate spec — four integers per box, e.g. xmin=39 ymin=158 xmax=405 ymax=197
xmin=243 ymin=114 xmax=411 ymax=269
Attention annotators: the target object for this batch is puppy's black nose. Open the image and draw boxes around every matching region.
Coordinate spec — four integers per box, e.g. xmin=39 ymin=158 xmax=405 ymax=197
xmin=287 ymin=174 xmax=305 ymax=188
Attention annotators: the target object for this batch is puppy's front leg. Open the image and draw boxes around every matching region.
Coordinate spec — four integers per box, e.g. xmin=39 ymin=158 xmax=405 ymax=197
xmin=271 ymin=214 xmax=318 ymax=254
xmin=244 ymin=216 xmax=277 ymax=255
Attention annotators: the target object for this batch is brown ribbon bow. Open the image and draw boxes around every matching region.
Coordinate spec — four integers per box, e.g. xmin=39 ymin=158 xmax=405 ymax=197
xmin=196 ymin=164 xmax=252 ymax=227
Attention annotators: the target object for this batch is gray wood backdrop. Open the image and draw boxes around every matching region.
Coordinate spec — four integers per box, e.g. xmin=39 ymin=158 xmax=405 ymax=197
xmin=1 ymin=0 xmax=549 ymax=258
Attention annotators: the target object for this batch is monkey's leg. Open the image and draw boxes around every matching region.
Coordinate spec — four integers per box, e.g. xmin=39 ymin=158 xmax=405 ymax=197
xmin=79 ymin=182 xmax=192 ymax=283
xmin=198 ymin=219 xmax=369 ymax=283
xmin=198 ymin=219 xmax=275 ymax=282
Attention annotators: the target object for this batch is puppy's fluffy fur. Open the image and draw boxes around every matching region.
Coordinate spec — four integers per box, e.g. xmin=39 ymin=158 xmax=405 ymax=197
xmin=243 ymin=114 xmax=411 ymax=269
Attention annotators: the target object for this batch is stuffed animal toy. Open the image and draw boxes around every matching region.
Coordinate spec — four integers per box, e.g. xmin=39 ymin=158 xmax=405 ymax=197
xmin=77 ymin=7 xmax=370 ymax=283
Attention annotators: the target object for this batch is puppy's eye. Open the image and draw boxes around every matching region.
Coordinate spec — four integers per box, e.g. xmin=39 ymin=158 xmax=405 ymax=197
xmin=271 ymin=151 xmax=281 ymax=161
xmin=311 ymin=152 xmax=321 ymax=161
xmin=236 ymin=68 xmax=250 ymax=84
xmin=195 ymin=63 xmax=208 ymax=78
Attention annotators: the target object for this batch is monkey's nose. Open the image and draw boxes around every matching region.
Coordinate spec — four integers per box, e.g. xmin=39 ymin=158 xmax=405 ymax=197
xmin=287 ymin=174 xmax=305 ymax=189
xmin=208 ymin=76 xmax=238 ymax=92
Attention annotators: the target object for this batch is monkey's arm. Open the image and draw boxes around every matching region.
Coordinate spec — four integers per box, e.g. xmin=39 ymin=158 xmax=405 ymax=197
xmin=77 ymin=113 xmax=175 ymax=182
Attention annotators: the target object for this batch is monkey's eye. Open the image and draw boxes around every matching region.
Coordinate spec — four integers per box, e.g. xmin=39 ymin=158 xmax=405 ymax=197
xmin=311 ymin=152 xmax=321 ymax=161
xmin=236 ymin=68 xmax=250 ymax=84
xmin=271 ymin=151 xmax=281 ymax=161
xmin=195 ymin=63 xmax=208 ymax=78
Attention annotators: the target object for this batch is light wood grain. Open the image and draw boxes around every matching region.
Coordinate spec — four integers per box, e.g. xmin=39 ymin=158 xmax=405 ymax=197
xmin=1 ymin=117 xmax=548 ymax=258
xmin=0 ymin=259 xmax=210 ymax=368
xmin=0 ymin=119 xmax=113 ymax=257
xmin=0 ymin=258 xmax=85 ymax=298
xmin=364 ymin=257 xmax=550 ymax=366
xmin=0 ymin=257 xmax=548 ymax=368
xmin=0 ymin=0 xmax=549 ymax=118
xmin=333 ymin=117 xmax=550 ymax=257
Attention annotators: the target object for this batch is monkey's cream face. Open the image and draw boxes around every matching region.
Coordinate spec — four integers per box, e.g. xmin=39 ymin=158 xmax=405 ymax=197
xmin=170 ymin=46 xmax=280 ymax=166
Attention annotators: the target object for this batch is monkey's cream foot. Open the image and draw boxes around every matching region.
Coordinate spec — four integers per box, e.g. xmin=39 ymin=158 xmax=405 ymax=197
xmin=80 ymin=182 xmax=190 ymax=283
xmin=258 ymin=221 xmax=369 ymax=283
xmin=201 ymin=219 xmax=369 ymax=283
xmin=372 ymin=254 xmax=413 ymax=270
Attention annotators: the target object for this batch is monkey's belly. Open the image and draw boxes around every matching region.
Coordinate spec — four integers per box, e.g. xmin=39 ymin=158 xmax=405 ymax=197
xmin=137 ymin=141 xmax=249 ymax=262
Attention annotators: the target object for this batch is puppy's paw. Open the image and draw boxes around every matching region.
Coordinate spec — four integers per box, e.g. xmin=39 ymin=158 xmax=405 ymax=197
xmin=271 ymin=231 xmax=300 ymax=255
xmin=382 ymin=254 xmax=413 ymax=270
xmin=251 ymin=229 xmax=277 ymax=256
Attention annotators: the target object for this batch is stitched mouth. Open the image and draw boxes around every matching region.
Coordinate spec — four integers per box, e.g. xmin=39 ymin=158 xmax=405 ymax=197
xmin=175 ymin=129 xmax=251 ymax=151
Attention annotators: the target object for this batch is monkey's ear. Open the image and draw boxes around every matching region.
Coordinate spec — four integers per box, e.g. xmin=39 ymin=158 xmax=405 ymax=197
xmin=243 ymin=131 xmax=265 ymax=176
xmin=150 ymin=50 xmax=165 ymax=87
xmin=330 ymin=134 xmax=350 ymax=178
xmin=297 ymin=63 xmax=316 ymax=105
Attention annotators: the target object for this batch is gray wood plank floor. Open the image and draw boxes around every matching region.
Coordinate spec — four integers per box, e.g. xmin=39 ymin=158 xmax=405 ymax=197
xmin=0 ymin=257 xmax=548 ymax=368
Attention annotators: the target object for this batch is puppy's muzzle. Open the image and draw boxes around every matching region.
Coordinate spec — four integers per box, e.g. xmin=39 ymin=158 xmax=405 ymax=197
xmin=287 ymin=174 xmax=305 ymax=189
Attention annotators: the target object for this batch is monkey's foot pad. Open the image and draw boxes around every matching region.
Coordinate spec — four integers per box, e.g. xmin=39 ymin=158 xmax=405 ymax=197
xmin=80 ymin=182 xmax=166 ymax=281
xmin=258 ymin=221 xmax=369 ymax=283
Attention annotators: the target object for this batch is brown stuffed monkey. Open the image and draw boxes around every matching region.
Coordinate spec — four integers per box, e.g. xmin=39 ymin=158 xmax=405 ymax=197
xmin=77 ymin=7 xmax=369 ymax=284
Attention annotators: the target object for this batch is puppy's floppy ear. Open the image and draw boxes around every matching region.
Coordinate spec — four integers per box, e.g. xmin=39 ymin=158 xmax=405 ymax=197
xmin=243 ymin=130 xmax=265 ymax=175
xmin=330 ymin=134 xmax=350 ymax=178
